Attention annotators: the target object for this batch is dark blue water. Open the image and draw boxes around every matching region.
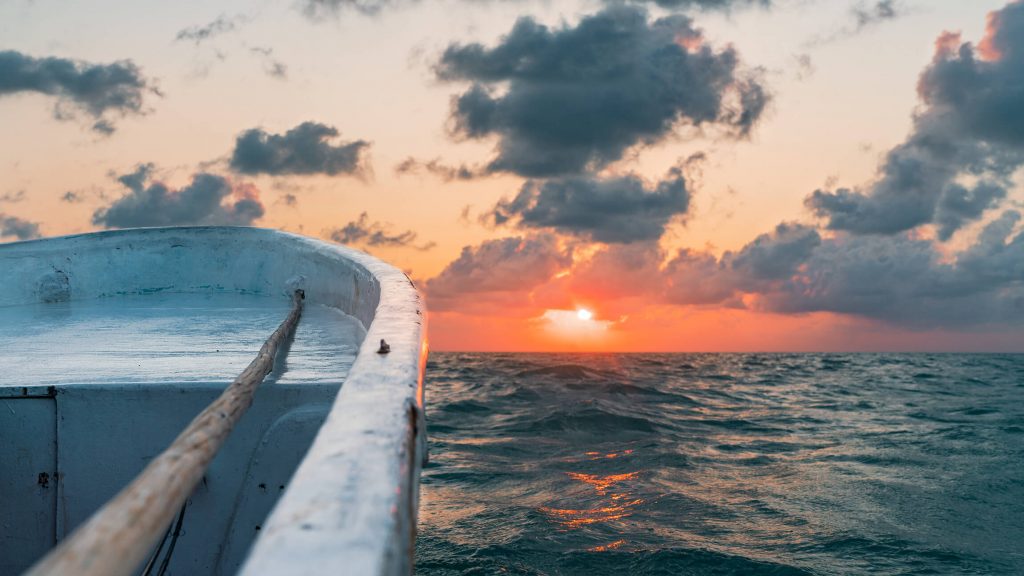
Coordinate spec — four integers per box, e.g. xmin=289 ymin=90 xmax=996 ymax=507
xmin=416 ymin=354 xmax=1024 ymax=575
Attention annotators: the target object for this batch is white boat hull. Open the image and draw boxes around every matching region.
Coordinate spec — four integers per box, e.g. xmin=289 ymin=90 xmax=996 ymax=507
xmin=0 ymin=227 xmax=427 ymax=575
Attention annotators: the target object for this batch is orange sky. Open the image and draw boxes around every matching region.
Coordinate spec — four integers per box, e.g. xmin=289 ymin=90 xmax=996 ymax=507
xmin=2 ymin=0 xmax=1023 ymax=351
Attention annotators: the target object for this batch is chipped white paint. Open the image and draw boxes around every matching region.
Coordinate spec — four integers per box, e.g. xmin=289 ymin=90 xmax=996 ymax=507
xmin=0 ymin=227 xmax=427 ymax=575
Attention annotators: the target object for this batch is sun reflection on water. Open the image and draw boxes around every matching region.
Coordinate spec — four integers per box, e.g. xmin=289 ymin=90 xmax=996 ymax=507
xmin=538 ymin=455 xmax=644 ymax=548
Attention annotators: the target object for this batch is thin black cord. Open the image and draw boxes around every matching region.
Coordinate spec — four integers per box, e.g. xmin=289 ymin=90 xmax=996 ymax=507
xmin=140 ymin=522 xmax=172 ymax=576
xmin=155 ymin=503 xmax=188 ymax=576
xmin=139 ymin=502 xmax=187 ymax=576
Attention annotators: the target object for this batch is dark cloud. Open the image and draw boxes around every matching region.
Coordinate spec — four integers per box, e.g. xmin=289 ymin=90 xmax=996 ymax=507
xmin=660 ymin=214 xmax=1024 ymax=328
xmin=425 ymin=234 xmax=571 ymax=310
xmin=664 ymin=222 xmax=821 ymax=305
xmin=435 ymin=6 xmax=769 ymax=177
xmin=0 ymin=214 xmax=40 ymax=241
xmin=0 ymin=50 xmax=157 ymax=133
xmin=394 ymin=157 xmax=478 ymax=181
xmin=229 ymin=122 xmax=369 ymax=176
xmin=729 ymin=222 xmax=822 ymax=281
xmin=758 ymin=220 xmax=1024 ymax=327
xmin=933 ymin=181 xmax=1008 ymax=241
xmin=488 ymin=165 xmax=692 ymax=243
xmin=92 ymin=164 xmax=265 ymax=228
xmin=808 ymin=2 xmax=1024 ymax=239
xmin=175 ymin=14 xmax=247 ymax=44
xmin=328 ymin=212 xmax=435 ymax=250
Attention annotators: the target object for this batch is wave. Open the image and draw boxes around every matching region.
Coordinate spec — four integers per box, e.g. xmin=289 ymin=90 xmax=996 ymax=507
xmin=418 ymin=353 xmax=1024 ymax=575
xmin=417 ymin=541 xmax=815 ymax=576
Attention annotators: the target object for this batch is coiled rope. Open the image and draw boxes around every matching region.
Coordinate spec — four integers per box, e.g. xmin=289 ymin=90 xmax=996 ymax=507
xmin=25 ymin=290 xmax=306 ymax=576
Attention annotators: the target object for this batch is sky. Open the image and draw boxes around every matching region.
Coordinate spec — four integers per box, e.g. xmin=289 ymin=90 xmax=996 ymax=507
xmin=2 ymin=0 xmax=1023 ymax=352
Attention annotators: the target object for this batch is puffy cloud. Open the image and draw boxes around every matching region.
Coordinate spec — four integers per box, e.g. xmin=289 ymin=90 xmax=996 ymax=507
xmin=92 ymin=164 xmax=265 ymax=228
xmin=435 ymin=6 xmax=768 ymax=177
xmin=0 ymin=214 xmax=40 ymax=241
xmin=328 ymin=212 xmax=435 ymax=250
xmin=664 ymin=222 xmax=820 ymax=305
xmin=808 ymin=1 xmax=1024 ymax=239
xmin=0 ymin=50 xmax=157 ymax=133
xmin=729 ymin=222 xmax=821 ymax=281
xmin=488 ymin=165 xmax=692 ymax=243
xmin=425 ymin=235 xmax=571 ymax=311
xmin=229 ymin=122 xmax=369 ymax=176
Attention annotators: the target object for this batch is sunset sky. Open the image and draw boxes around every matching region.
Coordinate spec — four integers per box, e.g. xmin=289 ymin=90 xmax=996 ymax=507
xmin=2 ymin=0 xmax=1023 ymax=351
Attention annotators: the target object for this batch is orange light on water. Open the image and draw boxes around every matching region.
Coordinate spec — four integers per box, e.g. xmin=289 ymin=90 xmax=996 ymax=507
xmin=588 ymin=539 xmax=628 ymax=553
xmin=539 ymin=467 xmax=643 ymax=529
xmin=566 ymin=471 xmax=639 ymax=495
xmin=538 ymin=504 xmax=637 ymax=528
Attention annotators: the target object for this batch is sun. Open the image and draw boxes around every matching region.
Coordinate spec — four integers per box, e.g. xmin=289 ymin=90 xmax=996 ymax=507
xmin=577 ymin=308 xmax=593 ymax=321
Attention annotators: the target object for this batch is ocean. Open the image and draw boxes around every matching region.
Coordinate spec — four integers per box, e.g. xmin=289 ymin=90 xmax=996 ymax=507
xmin=415 ymin=353 xmax=1024 ymax=575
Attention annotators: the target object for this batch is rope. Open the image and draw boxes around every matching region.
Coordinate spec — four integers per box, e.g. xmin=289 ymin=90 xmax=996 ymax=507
xmin=25 ymin=290 xmax=306 ymax=576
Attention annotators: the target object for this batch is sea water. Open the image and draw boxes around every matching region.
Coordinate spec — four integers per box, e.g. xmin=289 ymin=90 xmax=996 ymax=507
xmin=416 ymin=353 xmax=1024 ymax=575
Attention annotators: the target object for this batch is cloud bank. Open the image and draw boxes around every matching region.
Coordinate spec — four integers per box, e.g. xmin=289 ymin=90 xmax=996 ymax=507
xmin=92 ymin=164 xmax=265 ymax=228
xmin=431 ymin=212 xmax=1024 ymax=329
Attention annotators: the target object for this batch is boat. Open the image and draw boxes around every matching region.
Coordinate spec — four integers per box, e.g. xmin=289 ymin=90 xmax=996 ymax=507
xmin=0 ymin=226 xmax=428 ymax=576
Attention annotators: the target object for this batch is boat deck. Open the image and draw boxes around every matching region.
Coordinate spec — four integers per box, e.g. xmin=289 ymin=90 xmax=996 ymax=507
xmin=0 ymin=293 xmax=365 ymax=388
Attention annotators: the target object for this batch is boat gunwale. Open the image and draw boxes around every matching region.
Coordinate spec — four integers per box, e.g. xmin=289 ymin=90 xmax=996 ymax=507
xmin=0 ymin=226 xmax=428 ymax=576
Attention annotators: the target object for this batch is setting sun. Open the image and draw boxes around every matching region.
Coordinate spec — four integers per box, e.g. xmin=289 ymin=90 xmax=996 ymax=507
xmin=577 ymin=309 xmax=593 ymax=321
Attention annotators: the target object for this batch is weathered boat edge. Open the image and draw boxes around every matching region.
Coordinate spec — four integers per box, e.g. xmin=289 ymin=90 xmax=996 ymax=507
xmin=1 ymin=226 xmax=428 ymax=575
xmin=239 ymin=229 xmax=428 ymax=576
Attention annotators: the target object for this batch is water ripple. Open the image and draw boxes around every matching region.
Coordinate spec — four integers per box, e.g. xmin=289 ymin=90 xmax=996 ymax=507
xmin=417 ymin=353 xmax=1024 ymax=575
